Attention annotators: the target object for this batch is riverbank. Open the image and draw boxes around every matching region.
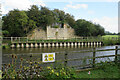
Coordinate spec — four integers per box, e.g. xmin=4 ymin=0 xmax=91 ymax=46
xmin=2 ymin=35 xmax=120 ymax=49
xmin=2 ymin=39 xmax=119 ymax=49
xmin=2 ymin=56 xmax=120 ymax=79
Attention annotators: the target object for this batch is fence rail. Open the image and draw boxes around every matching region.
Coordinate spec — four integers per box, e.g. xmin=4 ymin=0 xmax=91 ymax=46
xmin=51 ymin=46 xmax=120 ymax=68
xmin=2 ymin=46 xmax=120 ymax=69
xmin=2 ymin=36 xmax=120 ymax=43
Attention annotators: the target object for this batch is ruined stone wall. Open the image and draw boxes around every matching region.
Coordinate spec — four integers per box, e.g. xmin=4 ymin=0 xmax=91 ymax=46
xmin=27 ymin=28 xmax=47 ymax=40
xmin=27 ymin=27 xmax=77 ymax=40
xmin=47 ymin=27 xmax=76 ymax=39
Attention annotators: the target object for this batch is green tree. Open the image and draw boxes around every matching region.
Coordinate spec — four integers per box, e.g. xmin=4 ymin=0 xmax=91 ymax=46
xmin=2 ymin=5 xmax=105 ymax=37
xmin=95 ymin=24 xmax=105 ymax=36
xmin=118 ymin=32 xmax=120 ymax=35
xmin=74 ymin=19 xmax=105 ymax=37
xmin=53 ymin=9 xmax=75 ymax=28
xmin=27 ymin=5 xmax=40 ymax=27
xmin=2 ymin=30 xmax=9 ymax=37
xmin=53 ymin=9 xmax=66 ymax=27
xmin=2 ymin=9 xmax=28 ymax=37
xmin=25 ymin=19 xmax=36 ymax=34
xmin=39 ymin=7 xmax=55 ymax=29
xmin=75 ymin=19 xmax=91 ymax=36
xmin=65 ymin=13 xmax=76 ymax=27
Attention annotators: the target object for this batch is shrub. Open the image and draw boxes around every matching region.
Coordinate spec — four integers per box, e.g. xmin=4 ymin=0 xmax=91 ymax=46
xmin=53 ymin=25 xmax=59 ymax=28
xmin=2 ymin=55 xmax=77 ymax=79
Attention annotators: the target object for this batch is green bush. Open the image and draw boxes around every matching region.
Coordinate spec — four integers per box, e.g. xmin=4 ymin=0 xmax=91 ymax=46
xmin=2 ymin=55 xmax=77 ymax=79
xmin=103 ymin=39 xmax=119 ymax=45
xmin=53 ymin=25 xmax=59 ymax=28
xmin=43 ymin=66 xmax=76 ymax=79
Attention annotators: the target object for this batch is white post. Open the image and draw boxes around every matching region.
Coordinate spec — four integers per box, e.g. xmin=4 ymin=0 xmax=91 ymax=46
xmin=75 ymin=42 xmax=77 ymax=46
xmin=91 ymin=42 xmax=93 ymax=46
xmin=64 ymin=42 xmax=66 ymax=47
xmin=27 ymin=37 xmax=28 ymax=42
xmin=39 ymin=43 xmax=42 ymax=47
xmin=94 ymin=42 xmax=96 ymax=46
xmin=97 ymin=42 xmax=98 ymax=46
xmin=94 ymin=42 xmax=96 ymax=47
xmin=11 ymin=37 xmax=13 ymax=42
xmin=71 ymin=42 xmax=74 ymax=46
xmin=26 ymin=43 xmax=29 ymax=48
xmin=21 ymin=43 xmax=24 ymax=48
xmin=78 ymin=42 xmax=80 ymax=46
xmin=68 ymin=42 xmax=70 ymax=46
xmin=35 ymin=43 xmax=38 ymax=48
xmin=85 ymin=42 xmax=87 ymax=46
xmin=60 ymin=43 xmax=62 ymax=47
xmin=19 ymin=37 xmax=20 ymax=42
xmin=99 ymin=42 xmax=101 ymax=45
xmin=81 ymin=42 xmax=84 ymax=46
xmin=16 ymin=37 xmax=17 ymax=41
xmin=88 ymin=42 xmax=90 ymax=46
xmin=11 ymin=43 xmax=15 ymax=48
xmin=44 ymin=43 xmax=47 ymax=47
xmin=56 ymin=43 xmax=59 ymax=47
xmin=52 ymin=43 xmax=55 ymax=47
xmin=31 ymin=43 xmax=34 ymax=48
xmin=17 ymin=43 xmax=20 ymax=48
xmin=48 ymin=43 xmax=51 ymax=47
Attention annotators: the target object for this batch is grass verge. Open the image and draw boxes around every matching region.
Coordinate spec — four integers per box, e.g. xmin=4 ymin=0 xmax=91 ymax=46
xmin=76 ymin=62 xmax=120 ymax=78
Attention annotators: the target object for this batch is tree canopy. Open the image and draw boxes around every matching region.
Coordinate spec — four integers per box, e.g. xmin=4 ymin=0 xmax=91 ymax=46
xmin=2 ymin=9 xmax=28 ymax=37
xmin=2 ymin=5 xmax=105 ymax=37
xmin=74 ymin=19 xmax=105 ymax=37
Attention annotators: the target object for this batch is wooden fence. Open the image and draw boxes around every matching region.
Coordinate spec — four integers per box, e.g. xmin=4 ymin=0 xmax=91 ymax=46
xmin=53 ymin=45 xmax=120 ymax=68
xmin=2 ymin=46 xmax=120 ymax=71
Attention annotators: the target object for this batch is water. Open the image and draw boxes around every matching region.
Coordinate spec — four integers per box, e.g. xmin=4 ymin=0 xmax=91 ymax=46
xmin=2 ymin=45 xmax=120 ymax=68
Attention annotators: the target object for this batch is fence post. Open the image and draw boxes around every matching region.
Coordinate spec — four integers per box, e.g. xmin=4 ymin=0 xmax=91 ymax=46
xmin=93 ymin=47 xmax=96 ymax=68
xmin=115 ymin=46 xmax=118 ymax=63
xmin=64 ymin=51 xmax=68 ymax=67
xmin=27 ymin=37 xmax=28 ymax=42
xmin=11 ymin=37 xmax=13 ymax=42
xmin=19 ymin=37 xmax=20 ymax=43
xmin=75 ymin=37 xmax=77 ymax=41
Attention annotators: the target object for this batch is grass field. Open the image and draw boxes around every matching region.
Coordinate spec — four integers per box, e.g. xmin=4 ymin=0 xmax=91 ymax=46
xmin=76 ymin=62 xmax=120 ymax=78
xmin=102 ymin=35 xmax=118 ymax=37
xmin=101 ymin=35 xmax=119 ymax=45
xmin=102 ymin=35 xmax=119 ymax=40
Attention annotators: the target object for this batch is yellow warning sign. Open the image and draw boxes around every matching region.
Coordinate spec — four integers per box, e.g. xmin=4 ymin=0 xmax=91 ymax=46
xmin=42 ymin=53 xmax=55 ymax=62
xmin=48 ymin=57 xmax=54 ymax=61
xmin=45 ymin=55 xmax=48 ymax=58
xmin=48 ymin=54 xmax=53 ymax=57
xmin=45 ymin=58 xmax=48 ymax=61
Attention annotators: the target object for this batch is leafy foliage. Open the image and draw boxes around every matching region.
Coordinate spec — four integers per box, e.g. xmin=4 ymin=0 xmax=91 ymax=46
xmin=2 ymin=5 xmax=105 ymax=37
xmin=2 ymin=9 xmax=28 ymax=37
xmin=74 ymin=19 xmax=105 ymax=37
xmin=2 ymin=54 xmax=76 ymax=79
